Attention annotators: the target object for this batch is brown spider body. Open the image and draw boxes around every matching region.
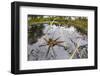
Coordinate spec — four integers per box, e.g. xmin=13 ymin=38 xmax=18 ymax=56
xmin=47 ymin=38 xmax=64 ymax=47
xmin=39 ymin=36 xmax=67 ymax=58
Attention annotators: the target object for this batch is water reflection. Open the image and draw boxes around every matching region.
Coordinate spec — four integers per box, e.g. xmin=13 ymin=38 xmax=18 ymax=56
xmin=28 ymin=24 xmax=88 ymax=61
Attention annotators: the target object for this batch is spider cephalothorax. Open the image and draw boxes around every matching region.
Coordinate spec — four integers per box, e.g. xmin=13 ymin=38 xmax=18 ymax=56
xmin=39 ymin=36 xmax=68 ymax=58
xmin=46 ymin=38 xmax=64 ymax=47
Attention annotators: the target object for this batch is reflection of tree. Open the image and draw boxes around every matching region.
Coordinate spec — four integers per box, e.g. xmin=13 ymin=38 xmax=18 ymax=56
xmin=28 ymin=24 xmax=44 ymax=44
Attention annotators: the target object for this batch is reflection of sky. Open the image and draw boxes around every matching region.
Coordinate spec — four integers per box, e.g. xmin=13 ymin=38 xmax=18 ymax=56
xmin=28 ymin=24 xmax=88 ymax=60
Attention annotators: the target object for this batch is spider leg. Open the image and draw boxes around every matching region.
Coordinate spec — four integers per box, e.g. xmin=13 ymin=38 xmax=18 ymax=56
xmin=57 ymin=41 xmax=64 ymax=43
xmin=52 ymin=30 xmax=56 ymax=39
xmin=69 ymin=38 xmax=77 ymax=46
xmin=45 ymin=46 xmax=51 ymax=57
xmin=43 ymin=38 xmax=48 ymax=42
xmin=57 ymin=44 xmax=68 ymax=50
xmin=39 ymin=44 xmax=47 ymax=47
xmin=54 ymin=36 xmax=61 ymax=41
xmin=57 ymin=44 xmax=65 ymax=48
xmin=51 ymin=47 xmax=57 ymax=58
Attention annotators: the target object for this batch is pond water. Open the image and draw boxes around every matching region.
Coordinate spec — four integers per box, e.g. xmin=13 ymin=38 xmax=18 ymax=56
xmin=28 ymin=24 xmax=88 ymax=61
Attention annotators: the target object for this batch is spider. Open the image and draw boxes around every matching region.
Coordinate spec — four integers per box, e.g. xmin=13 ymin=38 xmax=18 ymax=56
xmin=39 ymin=36 xmax=68 ymax=58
